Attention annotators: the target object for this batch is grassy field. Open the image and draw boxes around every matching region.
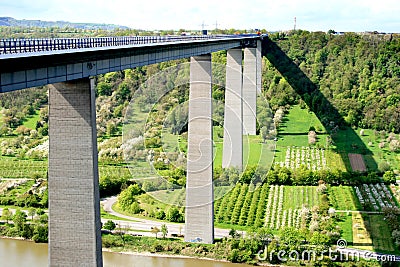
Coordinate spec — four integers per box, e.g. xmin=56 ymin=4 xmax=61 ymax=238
xmin=22 ymin=110 xmax=40 ymax=130
xmin=163 ymin=126 xmax=275 ymax=171
xmin=329 ymin=186 xmax=358 ymax=211
xmin=279 ymin=105 xmax=327 ymax=134
xmin=148 ymin=188 xmax=186 ymax=206
xmin=274 ymin=105 xmax=399 ymax=172
xmin=274 ymin=105 xmax=335 ymax=169
xmin=351 ymin=212 xmax=396 ymax=252
xmin=337 ymin=213 xmax=353 ymax=244
xmin=368 ymin=214 xmax=396 ymax=253
xmin=356 ymin=128 xmax=400 ymax=171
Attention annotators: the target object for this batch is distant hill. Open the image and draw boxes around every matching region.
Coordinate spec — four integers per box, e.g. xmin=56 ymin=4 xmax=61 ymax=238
xmin=0 ymin=17 xmax=129 ymax=30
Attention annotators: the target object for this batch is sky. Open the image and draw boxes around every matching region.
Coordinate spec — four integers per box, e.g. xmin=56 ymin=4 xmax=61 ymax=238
xmin=1 ymin=0 xmax=399 ymax=32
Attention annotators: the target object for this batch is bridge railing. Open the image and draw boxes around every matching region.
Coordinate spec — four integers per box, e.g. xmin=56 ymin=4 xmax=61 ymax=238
xmin=0 ymin=35 xmax=257 ymax=55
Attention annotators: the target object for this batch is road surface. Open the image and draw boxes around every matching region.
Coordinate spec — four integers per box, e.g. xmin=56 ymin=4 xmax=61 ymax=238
xmin=101 ymin=196 xmax=231 ymax=238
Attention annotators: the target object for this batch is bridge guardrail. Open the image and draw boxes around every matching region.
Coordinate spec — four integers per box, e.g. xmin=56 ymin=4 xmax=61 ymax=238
xmin=0 ymin=34 xmax=259 ymax=55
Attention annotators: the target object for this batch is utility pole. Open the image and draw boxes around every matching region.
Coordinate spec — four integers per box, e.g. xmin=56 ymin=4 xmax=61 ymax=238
xmin=199 ymin=21 xmax=209 ymax=35
xmin=294 ymin=17 xmax=297 ymax=31
xmin=200 ymin=21 xmax=208 ymax=31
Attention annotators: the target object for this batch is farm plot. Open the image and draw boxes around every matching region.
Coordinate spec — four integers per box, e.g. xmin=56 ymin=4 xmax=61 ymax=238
xmin=352 ymin=212 xmax=373 ymax=250
xmin=264 ymin=185 xmax=319 ymax=230
xmin=276 ymin=146 xmax=327 ymax=171
xmin=148 ymin=188 xmax=186 ymax=207
xmin=348 ymin=153 xmax=367 ymax=172
xmin=214 ymin=183 xmax=269 ymax=227
xmin=352 ymin=212 xmax=395 ymax=252
xmin=354 ymin=183 xmax=397 ymax=211
xmin=329 ymin=186 xmax=357 ymax=211
xmin=0 ymin=158 xmax=47 ymax=178
xmin=368 ymin=215 xmax=395 ymax=252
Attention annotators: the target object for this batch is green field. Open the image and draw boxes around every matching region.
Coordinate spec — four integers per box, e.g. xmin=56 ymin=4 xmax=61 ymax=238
xmin=274 ymin=105 xmax=334 ymax=169
xmin=274 ymin=105 xmax=399 ymax=172
xmin=283 ymin=186 xmax=319 ymax=210
xmin=279 ymin=105 xmax=327 ymax=134
xmin=162 ymin=126 xmax=275 ymax=170
xmin=329 ymin=186 xmax=358 ymax=211
xmin=355 ymin=128 xmax=400 ymax=171
xmin=22 ymin=110 xmax=40 ymax=130
xmin=0 ymin=156 xmax=47 ymax=178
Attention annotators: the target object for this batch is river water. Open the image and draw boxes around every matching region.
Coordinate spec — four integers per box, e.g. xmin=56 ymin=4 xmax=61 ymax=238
xmin=0 ymin=238 xmax=250 ymax=267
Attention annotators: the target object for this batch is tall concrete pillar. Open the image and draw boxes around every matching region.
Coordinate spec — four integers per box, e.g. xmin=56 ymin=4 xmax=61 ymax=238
xmin=222 ymin=48 xmax=243 ymax=170
xmin=48 ymin=78 xmax=103 ymax=267
xmin=243 ymin=47 xmax=257 ymax=135
xmin=256 ymin=40 xmax=262 ymax=94
xmin=185 ymin=54 xmax=214 ymax=244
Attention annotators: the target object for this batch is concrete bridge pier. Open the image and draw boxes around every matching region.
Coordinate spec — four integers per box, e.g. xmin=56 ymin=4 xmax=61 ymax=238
xmin=242 ymin=47 xmax=258 ymax=135
xmin=48 ymin=78 xmax=103 ymax=267
xmin=222 ymin=48 xmax=243 ymax=170
xmin=185 ymin=54 xmax=214 ymax=244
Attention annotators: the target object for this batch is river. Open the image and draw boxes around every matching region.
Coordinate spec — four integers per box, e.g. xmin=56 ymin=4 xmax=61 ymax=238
xmin=0 ymin=238 xmax=251 ymax=267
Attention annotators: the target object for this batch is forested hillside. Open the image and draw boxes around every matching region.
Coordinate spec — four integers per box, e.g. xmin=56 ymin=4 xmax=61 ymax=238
xmin=263 ymin=30 xmax=400 ymax=133
xmin=0 ymin=17 xmax=128 ymax=30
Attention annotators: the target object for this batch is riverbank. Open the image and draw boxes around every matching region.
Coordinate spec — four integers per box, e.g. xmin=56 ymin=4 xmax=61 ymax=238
xmin=103 ymin=248 xmax=229 ymax=262
xmin=102 ymin=248 xmax=287 ymax=267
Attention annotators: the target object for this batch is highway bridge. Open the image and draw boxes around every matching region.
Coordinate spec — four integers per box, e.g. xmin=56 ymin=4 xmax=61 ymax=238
xmin=0 ymin=35 xmax=261 ymax=91
xmin=0 ymin=34 xmax=264 ymax=266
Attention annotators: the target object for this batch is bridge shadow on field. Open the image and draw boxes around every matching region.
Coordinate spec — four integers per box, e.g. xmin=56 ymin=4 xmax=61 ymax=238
xmin=261 ymin=37 xmax=378 ymax=173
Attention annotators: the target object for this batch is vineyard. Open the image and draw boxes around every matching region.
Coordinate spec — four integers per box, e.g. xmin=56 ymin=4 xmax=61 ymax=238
xmin=276 ymin=146 xmax=327 ymax=171
xmin=0 ymin=156 xmax=136 ymax=180
xmin=214 ymin=183 xmax=321 ymax=231
xmin=214 ymin=183 xmax=268 ymax=227
xmin=0 ymin=157 xmax=47 ymax=178
xmin=329 ymin=186 xmax=357 ymax=210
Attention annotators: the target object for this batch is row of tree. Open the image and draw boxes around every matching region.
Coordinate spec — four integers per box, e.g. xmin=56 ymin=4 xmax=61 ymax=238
xmin=0 ymin=207 xmax=48 ymax=242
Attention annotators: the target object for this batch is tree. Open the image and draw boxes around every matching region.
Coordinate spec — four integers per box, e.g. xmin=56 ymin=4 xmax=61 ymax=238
xmin=96 ymin=82 xmax=112 ymax=96
xmin=389 ymin=139 xmax=400 ymax=152
xmin=106 ymin=122 xmax=118 ymax=136
xmin=260 ymin=126 xmax=268 ymax=143
xmin=308 ymin=130 xmax=317 ymax=145
xmin=151 ymin=226 xmax=160 ymax=238
xmin=118 ymin=184 xmax=142 ymax=210
xmin=103 ymin=220 xmax=116 ymax=231
xmin=32 ymin=224 xmax=48 ymax=243
xmin=28 ymin=207 xmax=36 ymax=221
xmin=155 ymin=210 xmax=166 ymax=220
xmin=383 ymin=171 xmax=396 ymax=184
xmin=161 ymin=224 xmax=168 ymax=239
xmin=1 ymin=208 xmax=12 ymax=223
xmin=13 ymin=209 xmax=27 ymax=231
xmin=166 ymin=207 xmax=183 ymax=222
xmin=229 ymin=228 xmax=239 ymax=238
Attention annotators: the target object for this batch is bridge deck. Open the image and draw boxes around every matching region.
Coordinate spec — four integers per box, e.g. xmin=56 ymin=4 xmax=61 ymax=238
xmin=0 ymin=35 xmax=262 ymax=92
